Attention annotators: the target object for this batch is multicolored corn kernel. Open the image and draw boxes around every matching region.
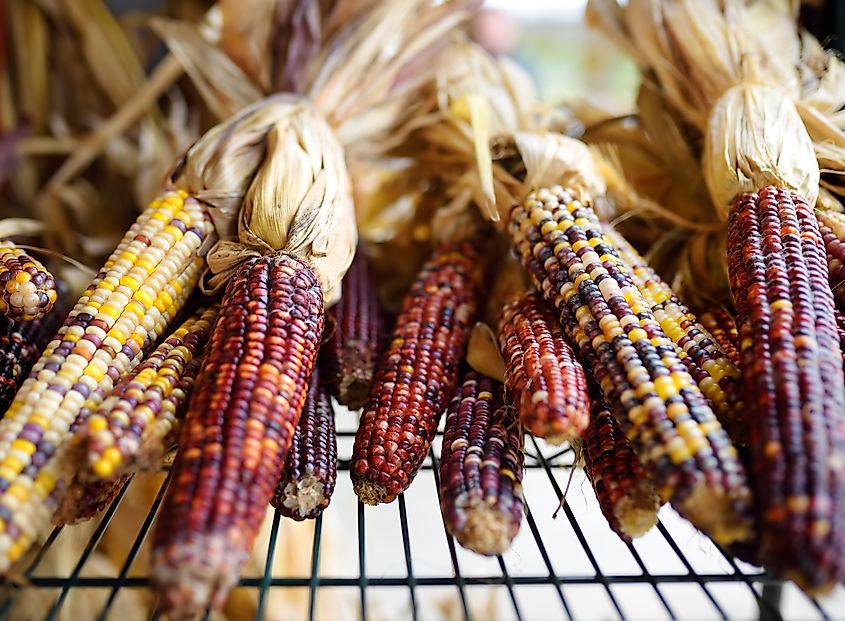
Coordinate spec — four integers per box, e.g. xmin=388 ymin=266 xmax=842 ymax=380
xmin=0 ymin=191 xmax=211 ymax=573
xmin=152 ymin=253 xmax=324 ymax=619
xmin=323 ymin=251 xmax=382 ymax=410
xmin=603 ymin=227 xmax=745 ymax=444
xmin=0 ymin=294 xmax=66 ymax=413
xmin=698 ymin=308 xmax=742 ymax=370
xmin=78 ymin=304 xmax=218 ymax=482
xmin=728 ymin=186 xmax=845 ymax=594
xmin=351 ymin=240 xmax=485 ymax=506
xmin=578 ymin=397 xmax=660 ymax=542
xmin=496 ymin=290 xmax=589 ymax=444
xmin=53 ymin=474 xmax=131 ymax=526
xmin=439 ymin=371 xmax=524 ymax=556
xmin=271 ymin=367 xmax=337 ymax=521
xmin=818 ymin=210 xmax=845 ymax=311
xmin=0 ymin=242 xmax=57 ymax=321
xmin=508 ymin=185 xmax=752 ymax=545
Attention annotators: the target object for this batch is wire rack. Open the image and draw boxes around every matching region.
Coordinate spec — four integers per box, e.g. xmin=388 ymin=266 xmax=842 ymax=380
xmin=1 ymin=408 xmax=844 ymax=621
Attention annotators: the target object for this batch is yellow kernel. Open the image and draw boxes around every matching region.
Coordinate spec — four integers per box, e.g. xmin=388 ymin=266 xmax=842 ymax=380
xmin=93 ymin=459 xmax=114 ymax=479
xmin=120 ymin=275 xmax=140 ymax=290
xmin=628 ymin=327 xmax=648 ymax=342
xmin=87 ymin=416 xmax=108 ymax=433
xmin=11 ymin=440 xmax=34 ymax=455
xmin=84 ymin=364 xmax=106 ymax=383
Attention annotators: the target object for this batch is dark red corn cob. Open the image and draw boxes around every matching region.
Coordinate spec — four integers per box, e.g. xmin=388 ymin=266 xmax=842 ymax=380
xmin=439 ymin=371 xmax=524 ymax=555
xmin=818 ymin=210 xmax=845 ymax=311
xmin=323 ymin=251 xmax=382 ymax=410
xmin=497 ymin=290 xmax=589 ymax=444
xmin=352 ymin=240 xmax=485 ymax=505
xmin=152 ymin=254 xmax=324 ymax=618
xmin=699 ymin=308 xmax=742 ymax=370
xmin=0 ymin=293 xmax=66 ymax=413
xmin=727 ymin=186 xmax=845 ymax=594
xmin=579 ymin=397 xmax=660 ymax=542
xmin=271 ymin=368 xmax=337 ymax=520
xmin=53 ymin=474 xmax=131 ymax=526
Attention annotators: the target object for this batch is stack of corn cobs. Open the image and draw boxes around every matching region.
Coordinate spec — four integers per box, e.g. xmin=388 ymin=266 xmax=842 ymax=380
xmin=2 ymin=0 xmax=845 ymax=617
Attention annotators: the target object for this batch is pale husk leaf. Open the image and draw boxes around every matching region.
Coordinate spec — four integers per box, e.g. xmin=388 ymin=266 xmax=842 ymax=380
xmin=513 ymin=132 xmax=607 ymax=202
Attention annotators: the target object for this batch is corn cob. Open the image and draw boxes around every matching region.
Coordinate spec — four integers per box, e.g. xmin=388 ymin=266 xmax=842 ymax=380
xmin=351 ymin=240 xmax=484 ymax=506
xmin=76 ymin=304 xmax=218 ymax=482
xmin=603 ymin=227 xmax=745 ymax=444
xmin=496 ymin=290 xmax=589 ymax=444
xmin=152 ymin=253 xmax=324 ymax=619
xmin=271 ymin=367 xmax=337 ymax=520
xmin=0 ymin=191 xmax=211 ymax=573
xmin=0 ymin=298 xmax=66 ymax=413
xmin=698 ymin=308 xmax=742 ymax=370
xmin=0 ymin=242 xmax=57 ymax=321
xmin=323 ymin=252 xmax=382 ymax=410
xmin=728 ymin=186 xmax=845 ymax=593
xmin=508 ymin=185 xmax=752 ymax=544
xmin=439 ymin=372 xmax=524 ymax=555
xmin=578 ymin=397 xmax=660 ymax=542
xmin=53 ymin=474 xmax=131 ymax=526
xmin=818 ymin=210 xmax=845 ymax=311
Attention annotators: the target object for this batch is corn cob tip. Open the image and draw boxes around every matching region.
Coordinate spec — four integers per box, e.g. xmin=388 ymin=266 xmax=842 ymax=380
xmin=613 ymin=482 xmax=660 ymax=540
xmin=336 ymin=343 xmax=375 ymax=410
xmin=678 ymin=483 xmax=753 ymax=546
xmin=352 ymin=477 xmax=394 ymax=506
xmin=455 ymin=499 xmax=515 ymax=556
xmin=152 ymin=536 xmax=247 ymax=621
xmin=275 ymin=475 xmax=328 ymax=521
xmin=52 ymin=476 xmax=128 ymax=526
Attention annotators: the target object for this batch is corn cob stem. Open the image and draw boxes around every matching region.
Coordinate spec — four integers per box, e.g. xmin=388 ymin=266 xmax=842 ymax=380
xmin=818 ymin=210 xmax=845 ymax=312
xmin=271 ymin=367 xmax=337 ymax=520
xmin=603 ymin=227 xmax=745 ymax=444
xmin=0 ymin=192 xmax=210 ymax=573
xmin=77 ymin=304 xmax=218 ymax=482
xmin=728 ymin=186 xmax=845 ymax=594
xmin=0 ymin=241 xmax=57 ymax=321
xmin=698 ymin=308 xmax=742 ymax=370
xmin=577 ymin=397 xmax=660 ymax=542
xmin=497 ymin=291 xmax=589 ymax=444
xmin=351 ymin=240 xmax=484 ymax=505
xmin=439 ymin=371 xmax=524 ymax=556
xmin=508 ymin=186 xmax=752 ymax=545
xmin=152 ymin=253 xmax=324 ymax=619
xmin=323 ymin=252 xmax=382 ymax=410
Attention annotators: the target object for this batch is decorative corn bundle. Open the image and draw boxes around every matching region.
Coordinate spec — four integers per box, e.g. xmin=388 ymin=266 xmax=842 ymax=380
xmin=152 ymin=255 xmax=324 ymax=617
xmin=727 ymin=186 xmax=845 ymax=592
xmin=77 ymin=304 xmax=218 ymax=482
xmin=271 ymin=368 xmax=337 ymax=521
xmin=698 ymin=308 xmax=742 ymax=370
xmin=603 ymin=227 xmax=744 ymax=443
xmin=508 ymin=185 xmax=752 ymax=545
xmin=578 ymin=397 xmax=660 ymax=542
xmin=439 ymin=371 xmax=524 ymax=556
xmin=818 ymin=210 xmax=845 ymax=311
xmin=323 ymin=252 xmax=382 ymax=410
xmin=0 ymin=299 xmax=66 ymax=413
xmin=352 ymin=240 xmax=485 ymax=505
xmin=53 ymin=474 xmax=131 ymax=526
xmin=0 ymin=191 xmax=211 ymax=572
xmin=0 ymin=242 xmax=57 ymax=321
xmin=496 ymin=290 xmax=589 ymax=444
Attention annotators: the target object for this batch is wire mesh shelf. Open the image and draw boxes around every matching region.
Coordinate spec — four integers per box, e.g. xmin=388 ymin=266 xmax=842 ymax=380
xmin=2 ymin=407 xmax=844 ymax=621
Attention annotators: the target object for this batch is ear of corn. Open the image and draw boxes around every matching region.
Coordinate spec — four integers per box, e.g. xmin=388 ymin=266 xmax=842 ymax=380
xmin=77 ymin=304 xmax=218 ymax=482
xmin=352 ymin=240 xmax=485 ymax=506
xmin=271 ymin=367 xmax=337 ymax=520
xmin=496 ymin=290 xmax=589 ymax=444
xmin=698 ymin=308 xmax=742 ymax=370
xmin=152 ymin=253 xmax=324 ymax=619
xmin=577 ymin=396 xmax=660 ymax=542
xmin=0 ymin=297 xmax=67 ymax=413
xmin=439 ymin=371 xmax=524 ymax=556
xmin=0 ymin=242 xmax=57 ymax=321
xmin=508 ymin=185 xmax=752 ymax=545
xmin=323 ymin=251 xmax=382 ymax=410
xmin=0 ymin=191 xmax=211 ymax=573
xmin=818 ymin=210 xmax=845 ymax=311
xmin=53 ymin=474 xmax=131 ymax=526
xmin=728 ymin=186 xmax=845 ymax=594
xmin=603 ymin=227 xmax=745 ymax=444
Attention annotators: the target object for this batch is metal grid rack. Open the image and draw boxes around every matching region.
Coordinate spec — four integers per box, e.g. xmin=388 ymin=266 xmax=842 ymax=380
xmin=2 ymin=409 xmax=844 ymax=621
